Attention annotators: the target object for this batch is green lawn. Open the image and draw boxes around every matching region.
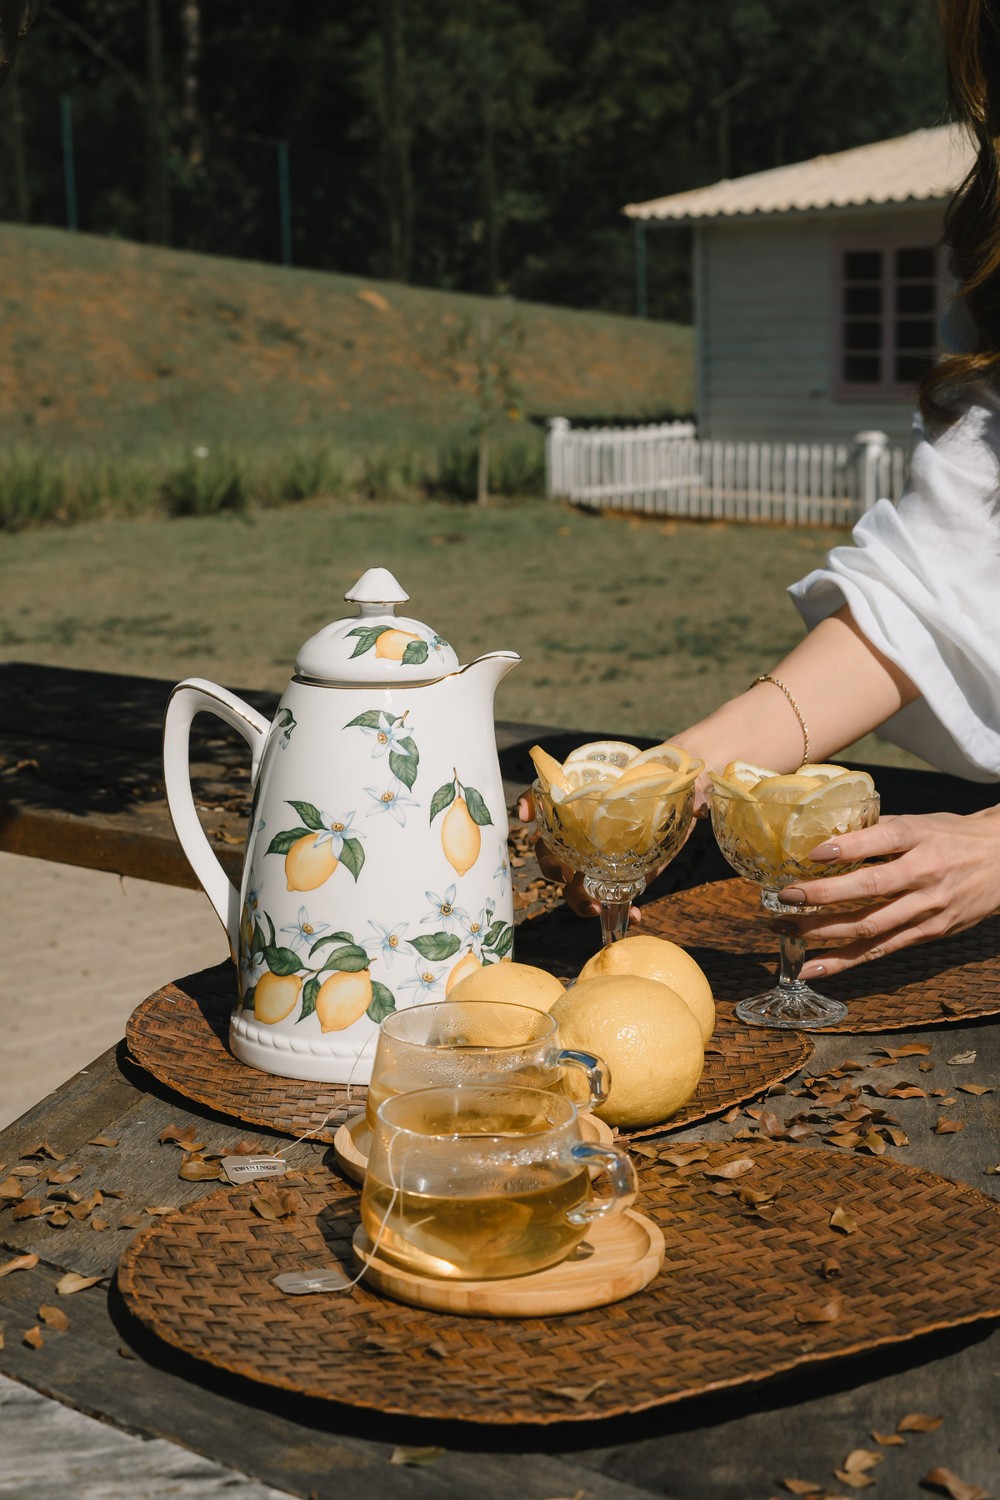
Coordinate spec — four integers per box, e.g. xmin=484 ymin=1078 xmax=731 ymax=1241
xmin=0 ymin=495 xmax=927 ymax=769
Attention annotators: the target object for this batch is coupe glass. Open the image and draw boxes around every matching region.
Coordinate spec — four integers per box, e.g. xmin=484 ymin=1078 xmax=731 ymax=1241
xmin=532 ymin=770 xmax=700 ymax=946
xmin=710 ymin=781 xmax=879 ymax=1029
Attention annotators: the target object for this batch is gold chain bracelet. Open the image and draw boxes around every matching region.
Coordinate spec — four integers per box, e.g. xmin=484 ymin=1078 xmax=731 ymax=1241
xmin=749 ymin=673 xmax=810 ymax=765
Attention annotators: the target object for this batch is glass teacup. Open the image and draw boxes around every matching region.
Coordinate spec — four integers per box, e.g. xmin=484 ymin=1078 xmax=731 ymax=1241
xmin=359 ymin=1083 xmax=638 ymax=1280
xmin=347 ymin=1000 xmax=611 ymax=1165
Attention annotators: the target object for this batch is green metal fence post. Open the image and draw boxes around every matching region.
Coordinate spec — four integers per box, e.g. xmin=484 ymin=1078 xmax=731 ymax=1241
xmin=60 ymin=95 xmax=78 ymax=231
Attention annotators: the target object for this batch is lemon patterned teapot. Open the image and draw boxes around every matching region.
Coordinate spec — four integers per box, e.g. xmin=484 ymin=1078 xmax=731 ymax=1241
xmin=163 ymin=567 xmax=520 ymax=1084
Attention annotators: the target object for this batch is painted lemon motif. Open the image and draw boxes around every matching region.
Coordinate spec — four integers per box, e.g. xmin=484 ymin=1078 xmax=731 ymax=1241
xmin=284 ymin=832 xmax=338 ymax=892
xmin=446 ymin=949 xmax=483 ymax=994
xmin=375 ymin=628 xmax=421 ymax=661
xmin=442 ymin=795 xmax=481 ymax=875
xmin=316 ymin=969 xmax=373 ymax=1031
xmin=254 ymin=972 xmax=302 ymax=1025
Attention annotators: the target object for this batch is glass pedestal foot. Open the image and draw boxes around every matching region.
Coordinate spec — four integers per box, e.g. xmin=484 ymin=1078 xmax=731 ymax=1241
xmin=735 ymin=983 xmax=847 ymax=1030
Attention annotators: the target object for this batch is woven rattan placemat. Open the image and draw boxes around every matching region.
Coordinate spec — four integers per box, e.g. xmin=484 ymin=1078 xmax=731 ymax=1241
xmin=117 ymin=1140 xmax=1000 ymax=1426
xmin=639 ymin=879 xmax=1000 ymax=1033
xmin=125 ymin=962 xmax=811 ymax=1144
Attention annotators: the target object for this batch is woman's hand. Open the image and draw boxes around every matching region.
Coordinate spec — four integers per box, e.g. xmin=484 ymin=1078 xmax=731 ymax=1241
xmin=776 ymin=806 xmax=1000 ymax=979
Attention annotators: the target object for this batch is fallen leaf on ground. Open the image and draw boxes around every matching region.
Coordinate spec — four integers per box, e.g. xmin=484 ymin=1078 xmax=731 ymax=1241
xmin=20 ymin=1142 xmax=66 ymax=1161
xmin=179 ymin=1155 xmax=223 ymax=1182
xmin=45 ymin=1167 xmax=82 ymax=1185
xmin=22 ymin=1326 xmax=43 ymax=1349
xmin=957 ymin=1084 xmax=993 ymax=1096
xmin=821 ymin=1257 xmax=841 ymax=1279
xmin=0 ymin=1175 xmax=23 ymax=1203
xmin=947 ymin=1051 xmax=976 ymax=1066
xmin=0 ymin=1254 xmax=39 ymax=1277
xmin=898 ymin=1412 xmax=943 ymax=1432
xmin=871 ymin=1431 xmax=905 ymax=1446
xmin=389 ymin=1446 xmax=445 ymax=1467
xmin=544 ymin=1378 xmax=607 ymax=1403
xmin=921 ymin=1466 xmax=990 ymax=1500
xmin=934 ymin=1119 xmax=965 ymax=1135
xmin=704 ymin=1158 xmax=755 ymax=1179
xmin=158 ymin=1124 xmax=205 ymax=1151
xmin=12 ymin=1197 xmax=44 ymax=1220
xmin=249 ymin=1186 xmax=298 ymax=1220
xmin=144 ymin=1206 xmax=177 ymax=1215
xmin=87 ymin=1136 xmax=120 ymax=1148
xmin=38 ymin=1304 xmax=69 ymax=1331
xmin=56 ymin=1272 xmax=103 ymax=1295
xmin=829 ymin=1206 xmax=859 ymax=1234
xmin=781 ymin=1479 xmax=823 ymax=1495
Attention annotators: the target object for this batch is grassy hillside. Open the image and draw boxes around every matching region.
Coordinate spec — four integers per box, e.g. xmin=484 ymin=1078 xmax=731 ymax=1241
xmin=0 ymin=226 xmax=692 ymax=463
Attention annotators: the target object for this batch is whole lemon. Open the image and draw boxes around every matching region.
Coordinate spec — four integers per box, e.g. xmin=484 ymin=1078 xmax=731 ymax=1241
xmin=284 ymin=832 xmax=338 ymax=892
xmin=550 ymin=974 xmax=704 ymax=1128
xmin=448 ymin=959 xmax=565 ymax=1012
xmin=254 ymin=972 xmax=302 ymax=1025
xmin=375 ymin=628 xmax=420 ymax=661
xmin=441 ymin=795 xmax=482 ymax=876
xmin=315 ymin=969 xmax=373 ymax=1031
xmin=578 ymin=935 xmax=715 ymax=1044
xmin=445 ymin=948 xmax=483 ymax=994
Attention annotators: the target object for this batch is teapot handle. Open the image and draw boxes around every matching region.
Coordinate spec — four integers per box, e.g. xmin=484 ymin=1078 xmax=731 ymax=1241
xmin=163 ymin=677 xmax=270 ymax=953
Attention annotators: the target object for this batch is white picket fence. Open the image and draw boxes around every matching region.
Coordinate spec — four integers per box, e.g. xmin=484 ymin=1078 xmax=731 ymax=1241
xmin=546 ymin=419 xmax=909 ymax=525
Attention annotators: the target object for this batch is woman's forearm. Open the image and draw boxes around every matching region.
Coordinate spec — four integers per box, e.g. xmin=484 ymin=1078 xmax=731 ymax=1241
xmin=676 ymin=605 xmax=920 ymax=772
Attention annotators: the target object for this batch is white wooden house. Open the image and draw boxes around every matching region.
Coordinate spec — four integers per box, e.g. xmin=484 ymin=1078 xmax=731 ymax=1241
xmin=624 ymin=125 xmax=971 ymax=447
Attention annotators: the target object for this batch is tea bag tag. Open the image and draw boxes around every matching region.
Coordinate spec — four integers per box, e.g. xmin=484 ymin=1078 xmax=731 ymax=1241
xmin=273 ymin=1269 xmax=353 ymax=1295
xmin=222 ymin=1155 xmax=288 ymax=1184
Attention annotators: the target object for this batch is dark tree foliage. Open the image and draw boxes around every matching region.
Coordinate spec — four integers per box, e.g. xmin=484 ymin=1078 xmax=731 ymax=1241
xmin=0 ymin=0 xmax=946 ymax=319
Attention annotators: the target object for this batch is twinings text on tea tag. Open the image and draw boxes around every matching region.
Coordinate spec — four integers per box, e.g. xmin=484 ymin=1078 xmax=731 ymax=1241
xmin=222 ymin=1156 xmax=288 ymax=1184
xmin=273 ymin=1270 xmax=352 ymax=1295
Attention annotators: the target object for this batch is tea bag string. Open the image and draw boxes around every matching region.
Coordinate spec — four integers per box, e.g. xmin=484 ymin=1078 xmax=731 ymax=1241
xmin=324 ymin=1126 xmax=403 ymax=1292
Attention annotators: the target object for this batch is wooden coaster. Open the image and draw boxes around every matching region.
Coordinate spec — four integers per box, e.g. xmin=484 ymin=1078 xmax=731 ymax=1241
xmin=118 ymin=1141 xmax=1000 ymax=1426
xmin=333 ymin=1109 xmax=616 ymax=1185
xmin=126 ymin=963 xmax=812 ymax=1146
xmin=351 ymin=1208 xmax=664 ymax=1317
xmin=639 ymin=880 xmax=1000 ymax=1032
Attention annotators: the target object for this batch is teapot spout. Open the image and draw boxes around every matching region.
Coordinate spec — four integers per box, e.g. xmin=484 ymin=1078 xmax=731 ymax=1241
xmin=458 ymin=650 xmax=521 ymax=697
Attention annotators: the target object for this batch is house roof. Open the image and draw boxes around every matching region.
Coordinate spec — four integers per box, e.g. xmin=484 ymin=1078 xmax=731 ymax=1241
xmin=624 ymin=124 xmax=972 ymax=224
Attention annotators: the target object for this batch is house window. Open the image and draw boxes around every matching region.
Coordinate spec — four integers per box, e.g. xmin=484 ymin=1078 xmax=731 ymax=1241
xmin=838 ymin=242 xmax=939 ymax=396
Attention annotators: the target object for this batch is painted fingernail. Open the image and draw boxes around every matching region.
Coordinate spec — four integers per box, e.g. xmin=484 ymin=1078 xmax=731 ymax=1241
xmin=808 ymin=842 xmax=841 ymax=860
xmin=516 ymin=797 xmax=531 ymax=821
xmin=780 ymin=887 xmax=806 ymax=905
xmin=800 ymin=962 xmax=825 ymax=979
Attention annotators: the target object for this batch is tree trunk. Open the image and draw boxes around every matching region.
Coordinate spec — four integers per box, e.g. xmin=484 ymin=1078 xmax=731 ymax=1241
xmin=179 ymin=0 xmax=203 ymax=174
xmin=378 ymin=0 xmax=412 ymax=282
xmin=0 ymin=61 xmax=30 ymax=217
xmin=144 ymin=0 xmax=170 ymax=244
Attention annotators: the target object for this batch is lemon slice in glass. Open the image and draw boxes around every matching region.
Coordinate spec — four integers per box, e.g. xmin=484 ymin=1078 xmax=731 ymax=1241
xmin=564 ymin=740 xmax=640 ymax=768
xmin=781 ymin=771 xmax=877 ymax=860
xmin=622 ymin=742 xmax=695 ymax=777
xmin=529 ymin=744 xmax=571 ymax=796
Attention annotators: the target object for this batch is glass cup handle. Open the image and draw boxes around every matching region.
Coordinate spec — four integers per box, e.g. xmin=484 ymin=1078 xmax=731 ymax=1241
xmin=557 ymin=1047 xmax=611 ymax=1109
xmin=565 ymin=1142 xmax=637 ymax=1225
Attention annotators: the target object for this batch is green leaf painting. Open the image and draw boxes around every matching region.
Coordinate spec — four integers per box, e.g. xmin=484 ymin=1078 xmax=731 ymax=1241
xmin=401 ymin=639 xmax=429 ymax=665
xmin=367 ymin=981 xmax=397 ymax=1025
xmin=410 ymin=931 xmax=461 ymax=962
xmin=390 ymin=736 xmax=419 ymax=790
xmin=346 ymin=624 xmax=391 ymax=658
xmin=263 ymin=944 xmax=304 ymax=976
xmin=344 ymin=710 xmax=385 ymax=729
xmin=319 ymin=943 xmax=371 ymax=974
xmin=299 ymin=976 xmax=320 ymax=1023
xmin=308 ymin=930 xmax=355 ymax=958
xmin=484 ymin=922 xmax=514 ymax=958
xmin=338 ymin=837 xmax=365 ymax=882
xmin=265 ymin=826 xmax=314 ymax=856
xmin=464 ymin=785 xmax=494 ymax=827
xmin=429 ymin=780 xmax=457 ymax=823
xmin=286 ymin=800 xmax=326 ymax=831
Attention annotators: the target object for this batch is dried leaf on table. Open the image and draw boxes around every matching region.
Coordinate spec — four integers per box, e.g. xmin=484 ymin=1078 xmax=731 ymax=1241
xmin=0 ymin=1175 xmax=25 ymax=1202
xmin=87 ymin=1136 xmax=121 ymax=1148
xmin=68 ymin=1190 xmax=103 ymax=1220
xmin=871 ymin=1431 xmax=905 ymax=1446
xmin=704 ymin=1157 xmax=755 ymax=1180
xmin=0 ymin=1254 xmax=38 ymax=1277
xmin=543 ymin=1378 xmax=607 ymax=1403
xmin=897 ymin=1412 xmax=943 ymax=1432
xmin=659 ymin=1145 xmax=711 ymax=1168
xmin=781 ymin=1478 xmax=824 ymax=1494
xmin=389 ymin=1446 xmax=446 ymax=1467
xmin=755 ymin=1109 xmax=789 ymax=1138
xmin=885 ymin=1128 xmax=910 ymax=1148
xmin=795 ymin=1294 xmax=843 ymax=1323
xmin=231 ymin=1139 xmax=264 ymax=1156
xmin=934 ymin=1118 xmax=965 ymax=1135
xmin=721 ymin=1107 xmax=741 ymax=1123
xmin=56 ymin=1272 xmax=104 ymax=1295
xmin=90 ymin=1217 xmax=110 ymax=1232
xmin=179 ymin=1154 xmax=223 ymax=1182
xmin=839 ymin=1450 xmax=883 ymax=1476
xmin=158 ymin=1124 xmax=205 ymax=1151
xmin=857 ymin=1131 xmax=887 ymax=1156
xmin=882 ymin=1085 xmax=928 ymax=1100
xmin=249 ymin=1186 xmax=298 ymax=1220
xmin=918 ymin=1061 xmax=935 ymax=1072
xmin=947 ymin=1051 xmax=977 ymax=1066
xmin=20 ymin=1142 xmax=66 ymax=1161
xmin=833 ymin=1472 xmax=875 ymax=1490
xmin=958 ymin=1084 xmax=993 ymax=1096
xmin=22 ymin=1326 xmax=43 ymax=1349
xmin=12 ymin=1197 xmax=44 ymax=1220
xmin=144 ymin=1206 xmax=176 ymax=1216
xmin=118 ymin=1212 xmax=145 ymax=1228
xmin=829 ymin=1206 xmax=859 ymax=1234
xmin=872 ymin=1044 xmax=931 ymax=1060
xmin=361 ymin=1333 xmax=405 ymax=1353
xmin=0 ymin=1330 xmax=4 ymax=1349
xmin=826 ymin=1133 xmax=864 ymax=1151
xmin=821 ymin=1257 xmax=841 ymax=1279
xmin=45 ymin=1167 xmax=81 ymax=1185
xmin=921 ymin=1467 xmax=990 ymax=1500
xmin=46 ymin=1210 xmax=70 ymax=1227
xmin=38 ymin=1304 xmax=69 ymax=1331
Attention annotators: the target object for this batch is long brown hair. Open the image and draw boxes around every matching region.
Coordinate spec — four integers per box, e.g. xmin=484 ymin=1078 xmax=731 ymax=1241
xmin=921 ymin=0 xmax=1000 ymax=424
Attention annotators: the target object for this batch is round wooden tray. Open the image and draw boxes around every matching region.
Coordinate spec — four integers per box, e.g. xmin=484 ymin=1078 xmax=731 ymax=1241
xmin=125 ymin=961 xmax=812 ymax=1146
xmin=351 ymin=1208 xmax=664 ymax=1317
xmin=117 ymin=1141 xmax=1000 ymax=1426
xmin=638 ymin=880 xmax=1000 ymax=1032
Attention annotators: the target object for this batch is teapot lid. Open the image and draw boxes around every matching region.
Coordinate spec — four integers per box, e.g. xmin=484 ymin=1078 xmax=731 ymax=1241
xmin=294 ymin=567 xmax=461 ymax=685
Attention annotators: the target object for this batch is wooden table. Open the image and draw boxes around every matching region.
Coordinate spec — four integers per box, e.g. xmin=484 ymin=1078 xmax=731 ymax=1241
xmin=2 ymin=662 xmax=1000 ymax=1495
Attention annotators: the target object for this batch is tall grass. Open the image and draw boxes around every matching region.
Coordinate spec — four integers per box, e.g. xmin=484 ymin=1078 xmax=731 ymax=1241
xmin=0 ymin=431 xmax=548 ymax=530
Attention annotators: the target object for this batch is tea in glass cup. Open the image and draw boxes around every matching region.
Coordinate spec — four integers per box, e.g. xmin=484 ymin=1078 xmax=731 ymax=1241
xmin=357 ymin=999 xmax=610 ymax=1145
xmin=360 ymin=1084 xmax=637 ymax=1280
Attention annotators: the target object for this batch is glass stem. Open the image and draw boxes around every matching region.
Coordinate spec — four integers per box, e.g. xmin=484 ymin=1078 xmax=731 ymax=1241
xmin=599 ymin=898 xmax=632 ymax=946
xmin=777 ymin=927 xmax=808 ymax=992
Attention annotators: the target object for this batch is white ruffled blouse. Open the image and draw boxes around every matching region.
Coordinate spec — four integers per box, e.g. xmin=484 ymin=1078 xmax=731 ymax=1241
xmin=788 ymin=391 xmax=1000 ymax=782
